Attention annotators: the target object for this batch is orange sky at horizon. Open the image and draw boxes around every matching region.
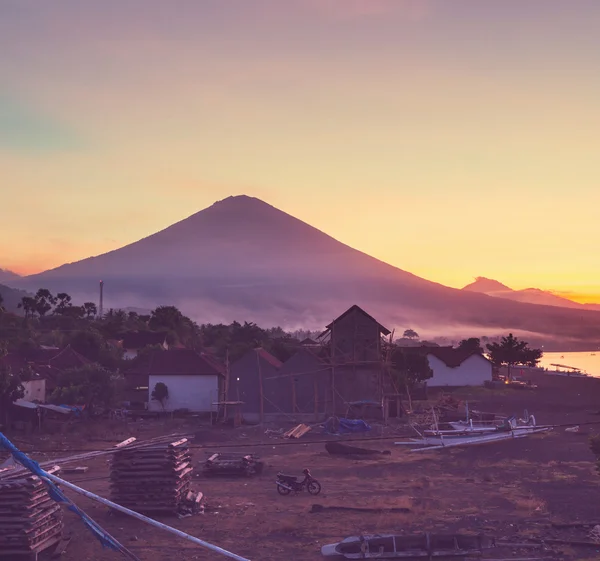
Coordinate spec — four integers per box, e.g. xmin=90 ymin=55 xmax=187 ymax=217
xmin=2 ymin=1 xmax=600 ymax=304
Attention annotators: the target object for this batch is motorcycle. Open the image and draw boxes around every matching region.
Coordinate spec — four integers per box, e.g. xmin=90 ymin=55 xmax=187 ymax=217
xmin=276 ymin=468 xmax=321 ymax=496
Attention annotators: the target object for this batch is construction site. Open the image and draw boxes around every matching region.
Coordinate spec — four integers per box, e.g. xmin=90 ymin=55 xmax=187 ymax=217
xmin=2 ymin=368 xmax=600 ymax=561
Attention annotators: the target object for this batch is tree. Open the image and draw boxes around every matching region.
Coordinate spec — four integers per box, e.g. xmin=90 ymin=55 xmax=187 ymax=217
xmin=17 ymin=296 xmax=37 ymax=319
xmin=82 ymin=302 xmax=97 ymax=319
xmin=403 ymin=329 xmax=419 ymax=340
xmin=34 ymin=289 xmax=56 ymax=317
xmin=486 ymin=333 xmax=542 ymax=380
xmin=50 ymin=363 xmax=119 ymax=412
xmin=151 ymin=382 xmax=169 ymax=410
xmin=457 ymin=338 xmax=484 ymax=354
xmin=0 ymin=363 xmax=25 ymax=427
xmin=54 ymin=292 xmax=72 ymax=314
xmin=390 ymin=347 xmax=433 ymax=387
xmin=0 ymin=293 xmax=4 ymax=313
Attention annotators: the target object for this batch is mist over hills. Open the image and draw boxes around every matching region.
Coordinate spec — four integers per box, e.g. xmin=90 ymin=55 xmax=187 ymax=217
xmin=463 ymin=276 xmax=600 ymax=312
xmin=13 ymin=196 xmax=600 ymax=343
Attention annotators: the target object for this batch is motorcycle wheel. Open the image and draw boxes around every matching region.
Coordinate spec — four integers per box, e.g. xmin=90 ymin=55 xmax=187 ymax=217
xmin=277 ymin=483 xmax=292 ymax=495
xmin=307 ymin=480 xmax=322 ymax=495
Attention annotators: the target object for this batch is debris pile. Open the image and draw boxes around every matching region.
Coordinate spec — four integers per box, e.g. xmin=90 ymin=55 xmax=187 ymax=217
xmin=0 ymin=468 xmax=64 ymax=558
xmin=110 ymin=438 xmax=196 ymax=515
xmin=202 ymin=453 xmax=264 ymax=477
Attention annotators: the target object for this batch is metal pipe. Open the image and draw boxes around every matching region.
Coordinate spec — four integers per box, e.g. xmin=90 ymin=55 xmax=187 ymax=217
xmin=43 ymin=473 xmax=251 ymax=561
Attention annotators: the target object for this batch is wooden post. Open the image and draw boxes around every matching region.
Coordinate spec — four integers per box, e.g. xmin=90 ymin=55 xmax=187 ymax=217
xmin=331 ymin=319 xmax=336 ymax=416
xmin=291 ymin=378 xmax=297 ymax=414
xmin=314 ymin=376 xmax=319 ymax=422
xmin=223 ymin=349 xmax=230 ymax=421
xmin=257 ymin=350 xmax=264 ymax=423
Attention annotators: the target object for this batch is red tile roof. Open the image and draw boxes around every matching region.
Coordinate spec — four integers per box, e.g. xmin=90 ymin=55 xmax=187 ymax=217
xmin=47 ymin=345 xmax=91 ymax=369
xmin=255 ymin=348 xmax=283 ymax=369
xmin=127 ymin=349 xmax=225 ymax=377
xmin=1 ymin=345 xmax=90 ymax=375
xmin=426 ymin=348 xmax=490 ymax=368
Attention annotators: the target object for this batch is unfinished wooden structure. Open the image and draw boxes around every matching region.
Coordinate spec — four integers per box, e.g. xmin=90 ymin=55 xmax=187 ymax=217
xmin=225 ymin=306 xmax=400 ymax=423
xmin=110 ymin=438 xmax=193 ymax=515
xmin=0 ymin=468 xmax=64 ymax=560
xmin=318 ymin=305 xmax=396 ymax=418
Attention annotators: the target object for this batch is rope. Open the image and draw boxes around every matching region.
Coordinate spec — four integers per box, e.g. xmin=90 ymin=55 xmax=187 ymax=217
xmin=0 ymin=431 xmax=139 ymax=560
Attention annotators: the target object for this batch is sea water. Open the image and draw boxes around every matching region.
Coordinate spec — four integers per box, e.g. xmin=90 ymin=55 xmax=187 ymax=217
xmin=538 ymin=351 xmax=600 ymax=377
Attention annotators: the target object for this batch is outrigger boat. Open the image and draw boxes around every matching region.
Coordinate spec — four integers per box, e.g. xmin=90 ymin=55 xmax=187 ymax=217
xmin=397 ymin=407 xmax=548 ymax=451
xmin=321 ymin=532 xmax=495 ymax=559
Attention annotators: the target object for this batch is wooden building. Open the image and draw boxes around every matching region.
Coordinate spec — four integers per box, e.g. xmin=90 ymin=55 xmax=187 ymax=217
xmin=317 ymin=305 xmax=395 ymax=417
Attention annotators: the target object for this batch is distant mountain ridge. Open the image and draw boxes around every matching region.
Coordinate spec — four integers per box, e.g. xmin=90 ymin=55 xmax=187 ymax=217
xmin=0 ymin=283 xmax=30 ymax=313
xmin=0 ymin=268 xmax=20 ymax=285
xmin=13 ymin=195 xmax=600 ymax=343
xmin=462 ymin=276 xmax=600 ymax=311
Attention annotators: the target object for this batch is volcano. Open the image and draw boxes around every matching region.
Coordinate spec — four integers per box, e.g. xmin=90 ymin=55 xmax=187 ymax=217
xmin=16 ymin=195 xmax=600 ymax=343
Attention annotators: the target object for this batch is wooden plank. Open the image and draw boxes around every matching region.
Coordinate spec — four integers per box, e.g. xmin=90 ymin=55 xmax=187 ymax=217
xmin=115 ymin=437 xmax=136 ymax=448
xmin=61 ymin=467 xmax=88 ymax=475
xmin=51 ymin=535 xmax=71 ymax=558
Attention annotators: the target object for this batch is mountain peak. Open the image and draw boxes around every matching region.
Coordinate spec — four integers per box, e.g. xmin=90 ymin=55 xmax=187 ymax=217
xmin=463 ymin=277 xmax=513 ymax=293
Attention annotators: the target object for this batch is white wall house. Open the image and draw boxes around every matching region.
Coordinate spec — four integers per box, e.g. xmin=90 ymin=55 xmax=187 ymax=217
xmin=426 ymin=350 xmax=492 ymax=387
xmin=22 ymin=379 xmax=46 ymax=402
xmin=148 ymin=374 xmax=219 ymax=412
xmin=127 ymin=348 xmax=224 ymax=413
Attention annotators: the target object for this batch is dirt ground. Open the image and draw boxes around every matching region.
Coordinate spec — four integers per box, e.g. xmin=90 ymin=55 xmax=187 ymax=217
xmin=9 ymin=371 xmax=600 ymax=561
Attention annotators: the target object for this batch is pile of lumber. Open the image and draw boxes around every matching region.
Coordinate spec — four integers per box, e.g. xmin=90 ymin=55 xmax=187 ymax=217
xmin=284 ymin=424 xmax=312 ymax=439
xmin=110 ymin=438 xmax=194 ymax=515
xmin=0 ymin=467 xmax=64 ymax=558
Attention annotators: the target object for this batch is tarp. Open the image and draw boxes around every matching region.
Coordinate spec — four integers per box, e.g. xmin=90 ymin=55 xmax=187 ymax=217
xmin=323 ymin=417 xmax=372 ymax=434
xmin=338 ymin=418 xmax=372 ymax=434
xmin=13 ymin=399 xmax=38 ymax=409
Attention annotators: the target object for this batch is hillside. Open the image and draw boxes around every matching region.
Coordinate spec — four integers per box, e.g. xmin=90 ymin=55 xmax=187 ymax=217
xmin=0 ymin=268 xmax=20 ymax=285
xmin=462 ymin=277 xmax=600 ymax=311
xmin=15 ymin=195 xmax=600 ymax=343
xmin=0 ymin=283 xmax=29 ymax=313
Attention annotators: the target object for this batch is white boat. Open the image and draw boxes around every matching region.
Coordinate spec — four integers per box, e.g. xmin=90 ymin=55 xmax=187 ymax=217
xmin=406 ymin=426 xmax=549 ymax=451
xmin=321 ymin=533 xmax=494 ymax=559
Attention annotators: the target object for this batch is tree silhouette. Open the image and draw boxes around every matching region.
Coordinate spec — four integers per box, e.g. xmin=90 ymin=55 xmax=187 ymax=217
xmin=17 ymin=296 xmax=37 ymax=319
xmin=486 ymin=333 xmax=542 ymax=380
xmin=457 ymin=338 xmax=483 ymax=354
xmin=54 ymin=292 xmax=72 ymax=314
xmin=151 ymin=382 xmax=169 ymax=410
xmin=82 ymin=302 xmax=97 ymax=319
xmin=403 ymin=329 xmax=419 ymax=340
xmin=34 ymin=289 xmax=56 ymax=317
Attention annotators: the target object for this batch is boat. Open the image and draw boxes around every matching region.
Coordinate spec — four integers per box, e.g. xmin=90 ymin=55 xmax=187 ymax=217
xmin=397 ymin=411 xmax=548 ymax=451
xmin=321 ymin=532 xmax=494 ymax=559
xmin=404 ymin=426 xmax=549 ymax=451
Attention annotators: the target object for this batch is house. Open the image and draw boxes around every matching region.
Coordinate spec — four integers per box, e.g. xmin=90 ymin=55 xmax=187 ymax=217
xmin=0 ymin=345 xmax=91 ymax=401
xmin=425 ymin=347 xmax=492 ymax=387
xmin=318 ymin=305 xmax=394 ymax=416
xmin=120 ymin=331 xmax=169 ymax=360
xmin=228 ymin=348 xmax=283 ymax=423
xmin=126 ymin=349 xmax=225 ymax=413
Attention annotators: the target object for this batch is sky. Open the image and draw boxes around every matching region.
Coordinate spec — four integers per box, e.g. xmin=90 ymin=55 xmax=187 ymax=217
xmin=1 ymin=0 xmax=600 ymax=303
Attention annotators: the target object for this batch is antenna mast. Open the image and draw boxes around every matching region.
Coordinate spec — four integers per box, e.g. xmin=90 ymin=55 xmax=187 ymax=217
xmin=99 ymin=280 xmax=104 ymax=318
